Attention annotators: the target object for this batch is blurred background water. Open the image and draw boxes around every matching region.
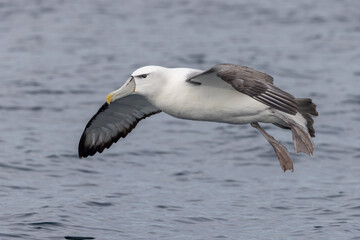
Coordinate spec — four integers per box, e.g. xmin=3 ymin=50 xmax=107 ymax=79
xmin=0 ymin=0 xmax=360 ymax=239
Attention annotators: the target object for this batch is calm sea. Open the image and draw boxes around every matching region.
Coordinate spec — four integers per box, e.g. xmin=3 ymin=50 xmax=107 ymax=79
xmin=0 ymin=0 xmax=359 ymax=239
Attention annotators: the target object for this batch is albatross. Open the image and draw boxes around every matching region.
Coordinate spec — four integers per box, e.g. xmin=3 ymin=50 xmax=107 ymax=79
xmin=78 ymin=64 xmax=318 ymax=172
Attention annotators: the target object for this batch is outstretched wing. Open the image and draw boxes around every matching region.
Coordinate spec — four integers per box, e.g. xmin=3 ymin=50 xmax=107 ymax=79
xmin=78 ymin=94 xmax=161 ymax=158
xmin=187 ymin=64 xmax=298 ymax=115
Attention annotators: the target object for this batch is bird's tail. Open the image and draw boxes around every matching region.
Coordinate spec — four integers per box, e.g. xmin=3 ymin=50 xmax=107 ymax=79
xmin=295 ymin=98 xmax=318 ymax=137
xmin=272 ymin=98 xmax=318 ymax=157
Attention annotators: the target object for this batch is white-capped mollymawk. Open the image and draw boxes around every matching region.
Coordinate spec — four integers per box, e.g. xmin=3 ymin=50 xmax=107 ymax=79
xmin=78 ymin=64 xmax=318 ymax=172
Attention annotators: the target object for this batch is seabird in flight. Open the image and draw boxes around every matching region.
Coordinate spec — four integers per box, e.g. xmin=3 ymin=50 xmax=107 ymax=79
xmin=78 ymin=64 xmax=318 ymax=172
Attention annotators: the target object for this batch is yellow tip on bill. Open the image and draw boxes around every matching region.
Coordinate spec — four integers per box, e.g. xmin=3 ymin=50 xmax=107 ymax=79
xmin=106 ymin=93 xmax=112 ymax=104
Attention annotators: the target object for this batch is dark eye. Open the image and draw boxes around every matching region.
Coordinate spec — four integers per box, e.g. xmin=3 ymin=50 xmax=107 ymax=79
xmin=139 ymin=74 xmax=147 ymax=78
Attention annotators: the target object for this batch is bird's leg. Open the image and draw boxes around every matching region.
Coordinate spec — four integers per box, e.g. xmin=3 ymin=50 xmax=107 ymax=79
xmin=271 ymin=110 xmax=314 ymax=157
xmin=251 ymin=122 xmax=294 ymax=172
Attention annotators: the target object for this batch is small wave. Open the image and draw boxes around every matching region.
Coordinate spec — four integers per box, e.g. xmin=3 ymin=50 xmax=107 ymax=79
xmin=29 ymin=221 xmax=64 ymax=227
xmin=62 ymin=183 xmax=98 ymax=187
xmin=105 ymin=192 xmax=130 ymax=198
xmin=0 ymin=105 xmax=43 ymax=111
xmin=74 ymin=169 xmax=100 ymax=174
xmin=186 ymin=217 xmax=214 ymax=222
xmin=0 ymin=163 xmax=34 ymax=172
xmin=341 ymin=94 xmax=360 ymax=105
xmin=64 ymin=236 xmax=95 ymax=240
xmin=25 ymin=89 xmax=65 ymax=95
xmin=155 ymin=205 xmax=182 ymax=211
xmin=171 ymin=170 xmax=202 ymax=176
xmin=85 ymin=201 xmax=113 ymax=207
xmin=2 ymin=185 xmax=37 ymax=190
xmin=0 ymin=233 xmax=31 ymax=238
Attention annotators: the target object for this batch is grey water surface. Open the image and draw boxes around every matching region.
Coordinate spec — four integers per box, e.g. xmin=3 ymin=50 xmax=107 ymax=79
xmin=1 ymin=0 xmax=360 ymax=239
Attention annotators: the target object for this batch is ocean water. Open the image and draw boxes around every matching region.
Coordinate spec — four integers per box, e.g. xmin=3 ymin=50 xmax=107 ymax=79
xmin=1 ymin=0 xmax=360 ymax=239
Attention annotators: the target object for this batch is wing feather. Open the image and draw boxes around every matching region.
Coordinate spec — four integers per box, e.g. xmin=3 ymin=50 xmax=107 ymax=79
xmin=78 ymin=94 xmax=161 ymax=158
xmin=187 ymin=64 xmax=298 ymax=115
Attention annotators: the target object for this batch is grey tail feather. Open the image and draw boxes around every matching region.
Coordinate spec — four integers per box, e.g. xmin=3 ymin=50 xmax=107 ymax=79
xmin=295 ymin=98 xmax=318 ymax=137
xmin=273 ymin=98 xmax=318 ymax=137
xmin=272 ymin=109 xmax=315 ymax=157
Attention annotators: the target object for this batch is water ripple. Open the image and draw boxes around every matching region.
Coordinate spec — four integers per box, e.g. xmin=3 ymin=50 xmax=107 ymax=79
xmin=64 ymin=236 xmax=95 ymax=240
xmin=85 ymin=201 xmax=113 ymax=207
xmin=29 ymin=221 xmax=64 ymax=227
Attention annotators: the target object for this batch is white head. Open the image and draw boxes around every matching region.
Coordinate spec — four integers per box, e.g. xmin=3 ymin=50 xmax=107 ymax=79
xmin=106 ymin=66 xmax=167 ymax=104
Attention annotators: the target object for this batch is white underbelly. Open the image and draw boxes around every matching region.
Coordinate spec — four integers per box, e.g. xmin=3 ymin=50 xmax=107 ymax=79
xmin=151 ymin=84 xmax=276 ymax=124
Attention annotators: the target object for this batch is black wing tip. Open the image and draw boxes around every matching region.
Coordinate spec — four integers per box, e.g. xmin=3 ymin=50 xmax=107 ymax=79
xmin=77 ymin=129 xmax=129 ymax=159
xmin=78 ymin=134 xmax=85 ymax=158
xmin=78 ymin=133 xmax=91 ymax=158
xmin=78 ymin=102 xmax=109 ymax=159
xmin=78 ymin=132 xmax=111 ymax=159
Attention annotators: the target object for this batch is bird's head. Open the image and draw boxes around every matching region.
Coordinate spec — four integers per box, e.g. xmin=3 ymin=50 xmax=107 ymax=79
xmin=106 ymin=66 xmax=166 ymax=104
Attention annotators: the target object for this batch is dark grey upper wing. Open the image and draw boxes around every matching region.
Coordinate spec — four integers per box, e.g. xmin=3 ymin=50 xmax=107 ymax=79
xmin=187 ymin=64 xmax=298 ymax=115
xmin=78 ymin=94 xmax=161 ymax=158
